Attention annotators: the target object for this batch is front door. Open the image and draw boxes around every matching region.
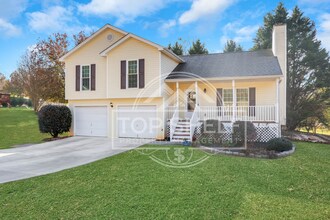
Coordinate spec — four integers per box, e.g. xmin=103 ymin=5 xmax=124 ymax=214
xmin=186 ymin=91 xmax=196 ymax=118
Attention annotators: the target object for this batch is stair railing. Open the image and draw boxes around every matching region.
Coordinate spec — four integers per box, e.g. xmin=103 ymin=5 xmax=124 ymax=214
xmin=170 ymin=106 xmax=179 ymax=141
xmin=189 ymin=106 xmax=200 ymax=142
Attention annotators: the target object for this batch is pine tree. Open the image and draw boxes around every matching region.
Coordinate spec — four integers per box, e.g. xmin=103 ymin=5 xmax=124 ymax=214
xmin=168 ymin=41 xmax=184 ymax=55
xmin=252 ymin=2 xmax=330 ymax=130
xmin=223 ymin=40 xmax=243 ymax=53
xmin=188 ymin=39 xmax=208 ymax=55
xmin=251 ymin=2 xmax=288 ymax=51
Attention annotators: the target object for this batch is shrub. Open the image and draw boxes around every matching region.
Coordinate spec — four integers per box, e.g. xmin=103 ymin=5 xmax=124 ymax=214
xmin=10 ymin=97 xmax=32 ymax=107
xmin=232 ymin=121 xmax=257 ymax=145
xmin=38 ymin=105 xmax=72 ymax=138
xmin=267 ymin=138 xmax=293 ymax=152
xmin=196 ymin=120 xmax=224 ymax=146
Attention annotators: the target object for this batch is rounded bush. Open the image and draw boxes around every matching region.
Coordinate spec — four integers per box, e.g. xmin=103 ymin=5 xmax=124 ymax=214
xmin=38 ymin=105 xmax=72 ymax=138
xmin=267 ymin=138 xmax=293 ymax=152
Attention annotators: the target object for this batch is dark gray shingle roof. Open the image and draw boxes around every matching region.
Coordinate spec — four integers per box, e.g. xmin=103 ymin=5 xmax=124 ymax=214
xmin=166 ymin=49 xmax=282 ymax=80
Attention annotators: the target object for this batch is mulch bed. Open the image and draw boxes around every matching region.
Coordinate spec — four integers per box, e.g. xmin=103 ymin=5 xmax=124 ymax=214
xmin=199 ymin=142 xmax=295 ymax=159
xmin=283 ymin=130 xmax=330 ymax=144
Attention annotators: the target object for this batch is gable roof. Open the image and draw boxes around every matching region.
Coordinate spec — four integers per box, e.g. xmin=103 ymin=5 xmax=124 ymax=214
xmin=165 ymin=49 xmax=283 ymax=80
xmin=99 ymin=33 xmax=184 ymax=63
xmin=59 ymin=24 xmax=128 ymax=61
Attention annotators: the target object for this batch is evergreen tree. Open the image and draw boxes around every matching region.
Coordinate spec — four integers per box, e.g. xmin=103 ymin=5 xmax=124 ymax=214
xmin=188 ymin=39 xmax=208 ymax=55
xmin=252 ymin=2 xmax=330 ymax=130
xmin=168 ymin=41 xmax=184 ymax=55
xmin=223 ymin=40 xmax=243 ymax=52
xmin=251 ymin=2 xmax=288 ymax=51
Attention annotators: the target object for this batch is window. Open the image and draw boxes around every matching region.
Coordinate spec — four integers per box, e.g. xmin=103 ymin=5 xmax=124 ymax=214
xmin=236 ymin=89 xmax=248 ymax=106
xmin=81 ymin=65 xmax=90 ymax=91
xmin=128 ymin=60 xmax=138 ymax=88
xmin=223 ymin=89 xmax=233 ymax=106
xmin=223 ymin=88 xmax=249 ymax=106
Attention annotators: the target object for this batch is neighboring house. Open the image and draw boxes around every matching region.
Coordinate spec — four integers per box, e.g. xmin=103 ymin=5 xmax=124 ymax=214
xmin=0 ymin=80 xmax=10 ymax=106
xmin=60 ymin=24 xmax=287 ymax=142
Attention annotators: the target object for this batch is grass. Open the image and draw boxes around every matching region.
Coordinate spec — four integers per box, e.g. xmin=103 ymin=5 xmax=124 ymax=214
xmin=0 ymin=108 xmax=68 ymax=149
xmin=299 ymin=128 xmax=330 ymax=136
xmin=0 ymin=142 xmax=329 ymax=219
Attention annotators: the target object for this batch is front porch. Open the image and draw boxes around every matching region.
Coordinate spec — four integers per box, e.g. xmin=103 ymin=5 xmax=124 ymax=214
xmin=164 ymin=78 xmax=282 ymax=142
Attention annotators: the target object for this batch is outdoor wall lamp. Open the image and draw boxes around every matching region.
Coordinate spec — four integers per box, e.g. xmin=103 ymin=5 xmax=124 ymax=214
xmin=203 ymin=88 xmax=207 ymax=93
xmin=110 ymin=102 xmax=114 ymax=108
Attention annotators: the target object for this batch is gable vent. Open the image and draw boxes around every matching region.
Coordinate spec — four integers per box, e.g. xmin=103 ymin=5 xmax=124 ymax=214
xmin=107 ymin=34 xmax=113 ymax=41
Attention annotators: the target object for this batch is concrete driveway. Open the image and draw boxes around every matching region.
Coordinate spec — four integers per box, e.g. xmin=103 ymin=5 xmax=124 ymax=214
xmin=0 ymin=137 xmax=151 ymax=184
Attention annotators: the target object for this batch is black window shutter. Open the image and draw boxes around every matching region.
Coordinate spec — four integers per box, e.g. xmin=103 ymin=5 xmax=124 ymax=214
xmin=216 ymin=88 xmax=223 ymax=106
xmin=216 ymin=88 xmax=223 ymax=116
xmin=75 ymin=65 xmax=80 ymax=91
xmin=91 ymin=64 xmax=96 ymax=91
xmin=249 ymin=87 xmax=256 ymax=116
xmin=139 ymin=59 xmax=145 ymax=88
xmin=120 ymin=60 xmax=126 ymax=89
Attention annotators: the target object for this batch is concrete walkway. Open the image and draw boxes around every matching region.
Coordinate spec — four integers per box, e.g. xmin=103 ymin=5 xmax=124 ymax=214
xmin=0 ymin=137 xmax=151 ymax=184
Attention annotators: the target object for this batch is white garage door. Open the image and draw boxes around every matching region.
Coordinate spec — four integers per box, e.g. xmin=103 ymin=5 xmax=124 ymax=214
xmin=118 ymin=105 xmax=157 ymax=138
xmin=75 ymin=106 xmax=108 ymax=137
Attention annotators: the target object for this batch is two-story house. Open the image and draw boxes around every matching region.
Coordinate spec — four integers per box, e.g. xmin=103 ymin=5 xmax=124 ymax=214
xmin=60 ymin=24 xmax=287 ymax=142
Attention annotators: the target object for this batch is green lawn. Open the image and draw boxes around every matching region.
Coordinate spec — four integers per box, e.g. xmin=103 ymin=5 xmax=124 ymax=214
xmin=0 ymin=108 xmax=68 ymax=149
xmin=0 ymin=142 xmax=329 ymax=219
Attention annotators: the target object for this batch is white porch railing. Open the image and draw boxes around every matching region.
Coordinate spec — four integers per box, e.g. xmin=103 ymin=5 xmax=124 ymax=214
xmin=189 ymin=106 xmax=200 ymax=141
xmin=169 ymin=107 xmax=179 ymax=141
xmin=198 ymin=105 xmax=276 ymax=122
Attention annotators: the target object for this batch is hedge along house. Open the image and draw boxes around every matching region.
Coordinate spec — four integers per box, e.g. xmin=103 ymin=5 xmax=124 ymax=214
xmin=60 ymin=24 xmax=287 ymax=142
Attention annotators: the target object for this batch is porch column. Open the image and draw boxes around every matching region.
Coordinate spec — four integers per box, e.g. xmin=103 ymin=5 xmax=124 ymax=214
xmin=176 ymin=82 xmax=179 ymax=109
xmin=195 ymin=81 xmax=198 ymax=106
xmin=276 ymin=78 xmax=281 ymax=137
xmin=232 ymin=80 xmax=236 ymax=122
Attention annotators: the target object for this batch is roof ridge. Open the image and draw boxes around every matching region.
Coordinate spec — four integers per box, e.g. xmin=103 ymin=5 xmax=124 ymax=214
xmin=180 ymin=49 xmax=272 ymax=57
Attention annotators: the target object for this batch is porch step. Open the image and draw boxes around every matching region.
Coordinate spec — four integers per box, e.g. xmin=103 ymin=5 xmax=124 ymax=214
xmin=173 ymin=132 xmax=190 ymax=136
xmin=170 ymin=119 xmax=192 ymax=142
xmin=177 ymin=122 xmax=190 ymax=126
xmin=175 ymin=129 xmax=190 ymax=133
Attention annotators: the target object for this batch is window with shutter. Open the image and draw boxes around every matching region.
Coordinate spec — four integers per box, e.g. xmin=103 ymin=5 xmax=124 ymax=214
xmin=121 ymin=60 xmax=126 ymax=89
xmin=91 ymin=64 xmax=96 ymax=91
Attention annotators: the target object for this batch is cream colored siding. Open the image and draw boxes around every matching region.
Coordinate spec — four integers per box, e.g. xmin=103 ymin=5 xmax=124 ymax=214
xmin=166 ymin=79 xmax=277 ymax=108
xmin=161 ymin=53 xmax=178 ymax=79
xmin=160 ymin=53 xmax=179 ymax=120
xmin=65 ymin=29 xmax=125 ymax=100
xmin=107 ymin=38 xmax=161 ymax=98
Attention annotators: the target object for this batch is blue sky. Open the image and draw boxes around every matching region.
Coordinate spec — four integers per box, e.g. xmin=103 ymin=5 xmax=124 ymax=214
xmin=1 ymin=0 xmax=330 ymax=78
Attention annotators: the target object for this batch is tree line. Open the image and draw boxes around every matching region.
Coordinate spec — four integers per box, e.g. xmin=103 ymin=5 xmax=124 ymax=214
xmin=1 ymin=2 xmax=329 ymax=132
xmin=2 ymin=31 xmax=89 ymax=111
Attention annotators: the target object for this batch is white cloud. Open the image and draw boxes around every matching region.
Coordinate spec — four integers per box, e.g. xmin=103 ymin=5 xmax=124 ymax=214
xmin=78 ymin=0 xmax=169 ymax=25
xmin=179 ymin=0 xmax=235 ymax=25
xmin=27 ymin=6 xmax=73 ymax=32
xmin=158 ymin=20 xmax=176 ymax=37
xmin=318 ymin=13 xmax=330 ymax=51
xmin=0 ymin=0 xmax=27 ymax=37
xmin=0 ymin=0 xmax=28 ymax=20
xmin=220 ymin=22 xmax=259 ymax=49
xmin=27 ymin=6 xmax=97 ymax=34
xmin=0 ymin=18 xmax=21 ymax=37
